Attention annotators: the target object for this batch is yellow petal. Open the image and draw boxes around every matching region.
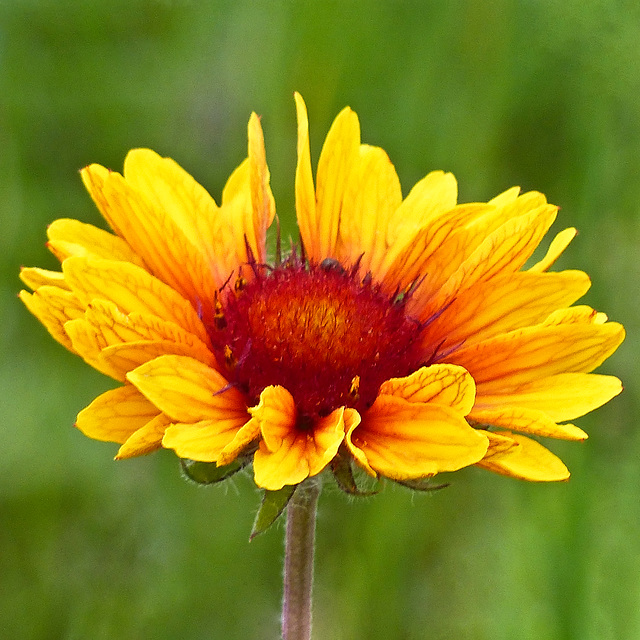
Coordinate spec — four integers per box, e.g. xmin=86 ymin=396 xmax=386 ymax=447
xmin=488 ymin=186 xmax=521 ymax=208
xmin=46 ymin=218 xmax=145 ymax=266
xmin=335 ymin=144 xmax=402 ymax=275
xmin=101 ymin=340 xmax=214 ymax=376
xmin=162 ymin=416 xmax=253 ymax=463
xmin=100 ymin=170 xmax=219 ymax=317
xmin=64 ymin=317 xmax=124 ymax=380
xmin=476 ymin=429 xmax=519 ymax=456
xmin=419 ymin=269 xmax=591 ymax=351
xmin=346 ymin=395 xmax=488 ymax=480
xmin=388 ymin=171 xmax=458 ymax=243
xmin=19 ymin=287 xmax=85 ymax=352
xmin=20 ymin=267 xmax=69 ymax=291
xmin=121 ymin=149 xmax=243 ymax=291
xmin=115 ymin=413 xmax=171 ymax=459
xmin=294 ymin=92 xmax=318 ymax=261
xmin=76 ymin=298 xmax=215 ymax=375
xmin=476 ymin=372 xmax=623 ymax=422
xmin=312 ymin=105 xmax=361 ymax=261
xmin=81 ymin=163 xmax=121 ymax=235
xmin=452 ymin=319 xmax=625 ymax=392
xmin=75 ymin=385 xmax=160 ymax=443
xmin=470 ymin=406 xmax=588 ymax=441
xmin=217 ymin=417 xmax=261 ymax=466
xmin=425 ymin=205 xmax=558 ymax=318
xmin=528 ymin=227 xmax=577 ymax=272
xmin=62 ymin=256 xmax=209 ymax=344
xmin=121 ymin=149 xmax=219 ymax=252
xmin=126 ymin=355 xmax=247 ymax=423
xmin=248 ymin=112 xmax=276 ymax=263
xmin=542 ymin=305 xmax=606 ymax=326
xmin=379 ymin=202 xmax=492 ymax=293
xmin=251 ymin=386 xmax=346 ymax=490
xmin=476 ymin=432 xmax=570 ymax=481
xmin=378 ymin=364 xmax=476 ymax=415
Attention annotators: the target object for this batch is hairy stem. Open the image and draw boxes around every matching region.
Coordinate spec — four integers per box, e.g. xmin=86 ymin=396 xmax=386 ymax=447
xmin=282 ymin=478 xmax=321 ymax=640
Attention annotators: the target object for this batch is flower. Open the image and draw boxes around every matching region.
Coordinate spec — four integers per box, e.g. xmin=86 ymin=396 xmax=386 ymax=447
xmin=20 ymin=93 xmax=624 ymax=492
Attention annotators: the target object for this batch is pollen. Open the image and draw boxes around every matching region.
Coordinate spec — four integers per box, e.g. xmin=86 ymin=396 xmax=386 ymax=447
xmin=208 ymin=257 xmax=426 ymax=420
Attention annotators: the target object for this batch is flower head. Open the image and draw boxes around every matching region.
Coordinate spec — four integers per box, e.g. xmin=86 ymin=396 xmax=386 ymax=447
xmin=20 ymin=93 xmax=624 ymax=493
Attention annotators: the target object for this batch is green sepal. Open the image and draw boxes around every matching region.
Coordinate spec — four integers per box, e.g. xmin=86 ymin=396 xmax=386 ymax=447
xmin=330 ymin=453 xmax=379 ymax=496
xmin=250 ymin=484 xmax=296 ymax=540
xmin=395 ymin=477 xmax=450 ymax=492
xmin=180 ymin=457 xmax=247 ymax=485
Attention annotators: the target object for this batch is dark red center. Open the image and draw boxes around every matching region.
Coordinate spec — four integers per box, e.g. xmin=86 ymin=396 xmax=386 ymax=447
xmin=207 ymin=258 xmax=426 ymax=420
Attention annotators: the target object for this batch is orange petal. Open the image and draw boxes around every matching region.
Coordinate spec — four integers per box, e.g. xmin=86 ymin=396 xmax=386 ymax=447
xmin=346 ymin=395 xmax=488 ymax=480
xmin=452 ymin=318 xmax=625 ymax=392
xmin=476 ymin=372 xmax=622 ymax=422
xmin=419 ymin=269 xmax=591 ymax=351
xmin=335 ymin=144 xmax=402 ymax=275
xmin=251 ymin=386 xmax=346 ymax=490
xmin=422 ymin=204 xmax=558 ymax=318
xmin=75 ymin=385 xmax=160 ymax=443
xmin=378 ymin=364 xmax=476 ymax=415
xmin=46 ymin=218 xmax=145 ymax=266
xmin=311 ymin=104 xmax=361 ymax=261
xmin=62 ymin=256 xmax=209 ymax=345
xmin=126 ymin=355 xmax=246 ymax=424
xmin=476 ymin=432 xmax=570 ymax=481
xmin=470 ymin=406 xmax=588 ymax=441
xmin=115 ymin=413 xmax=171 ymax=459
xmin=380 ymin=202 xmax=491 ymax=294
xmin=19 ymin=287 xmax=85 ymax=352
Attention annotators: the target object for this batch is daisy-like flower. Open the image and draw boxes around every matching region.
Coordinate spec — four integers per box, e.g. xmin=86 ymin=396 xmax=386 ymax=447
xmin=20 ymin=93 xmax=624 ymax=493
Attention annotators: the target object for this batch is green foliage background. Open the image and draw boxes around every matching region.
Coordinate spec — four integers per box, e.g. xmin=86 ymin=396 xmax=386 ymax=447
xmin=1 ymin=2 xmax=638 ymax=638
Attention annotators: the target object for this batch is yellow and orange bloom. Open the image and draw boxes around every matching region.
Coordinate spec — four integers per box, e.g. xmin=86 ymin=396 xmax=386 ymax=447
xmin=20 ymin=93 xmax=624 ymax=492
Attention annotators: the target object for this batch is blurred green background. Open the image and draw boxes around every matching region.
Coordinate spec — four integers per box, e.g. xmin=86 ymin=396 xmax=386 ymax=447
xmin=1 ymin=1 xmax=638 ymax=638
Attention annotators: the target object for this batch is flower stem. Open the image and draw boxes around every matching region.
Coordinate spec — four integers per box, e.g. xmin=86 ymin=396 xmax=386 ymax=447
xmin=282 ymin=478 xmax=321 ymax=640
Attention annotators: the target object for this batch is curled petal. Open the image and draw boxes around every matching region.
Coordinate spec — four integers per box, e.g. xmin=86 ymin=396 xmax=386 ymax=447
xmin=251 ymin=386 xmax=346 ymax=490
xmin=127 ymin=355 xmax=246 ymax=423
xmin=47 ymin=218 xmax=145 ymax=266
xmin=162 ymin=417 xmax=254 ymax=463
xmin=116 ymin=413 xmax=171 ymax=459
xmin=476 ymin=432 xmax=570 ymax=482
xmin=62 ymin=257 xmax=209 ymax=344
xmin=76 ymin=385 xmax=160 ymax=444
xmin=347 ymin=395 xmax=488 ymax=480
xmin=19 ymin=287 xmax=85 ymax=352
xmin=20 ymin=267 xmax=69 ymax=291
xmin=378 ymin=364 xmax=476 ymax=415
xmin=470 ymin=406 xmax=588 ymax=441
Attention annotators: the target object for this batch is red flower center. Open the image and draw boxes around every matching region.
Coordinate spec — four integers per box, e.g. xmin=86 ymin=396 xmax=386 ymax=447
xmin=207 ymin=258 xmax=426 ymax=420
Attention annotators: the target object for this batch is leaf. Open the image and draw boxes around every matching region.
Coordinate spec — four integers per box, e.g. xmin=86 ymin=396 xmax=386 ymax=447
xmin=395 ymin=477 xmax=450 ymax=492
xmin=250 ymin=485 xmax=296 ymax=540
xmin=180 ymin=457 xmax=247 ymax=485
xmin=330 ymin=453 xmax=379 ymax=496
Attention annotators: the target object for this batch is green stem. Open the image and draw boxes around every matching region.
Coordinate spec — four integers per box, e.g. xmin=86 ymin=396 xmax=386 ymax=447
xmin=282 ymin=478 xmax=321 ymax=640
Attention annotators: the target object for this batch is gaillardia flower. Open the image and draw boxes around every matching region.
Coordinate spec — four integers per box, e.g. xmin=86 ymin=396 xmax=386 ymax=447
xmin=20 ymin=93 xmax=624 ymax=492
